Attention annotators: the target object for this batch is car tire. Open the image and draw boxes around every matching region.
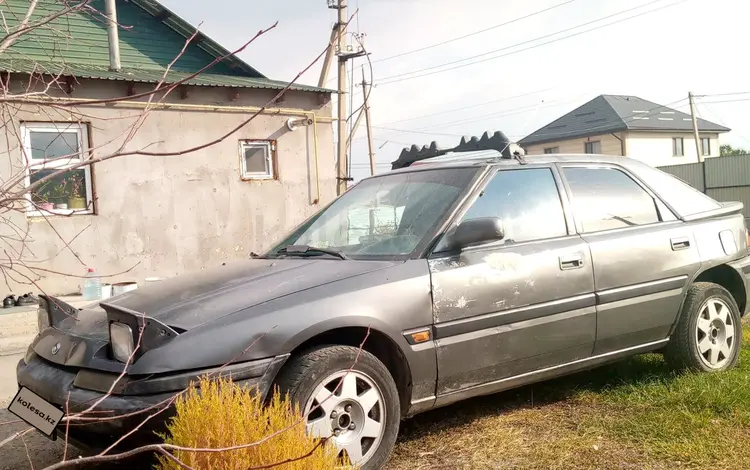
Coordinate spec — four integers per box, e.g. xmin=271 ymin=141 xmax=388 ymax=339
xmin=272 ymin=345 xmax=401 ymax=470
xmin=664 ymin=282 xmax=743 ymax=373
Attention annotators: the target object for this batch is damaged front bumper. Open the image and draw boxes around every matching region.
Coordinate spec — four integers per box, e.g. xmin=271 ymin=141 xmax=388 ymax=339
xmin=16 ymin=349 xmax=289 ymax=451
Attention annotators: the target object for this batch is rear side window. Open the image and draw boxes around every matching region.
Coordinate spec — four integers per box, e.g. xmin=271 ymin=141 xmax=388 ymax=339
xmin=563 ymin=167 xmax=660 ymax=233
xmin=458 ymin=167 xmax=568 ymax=243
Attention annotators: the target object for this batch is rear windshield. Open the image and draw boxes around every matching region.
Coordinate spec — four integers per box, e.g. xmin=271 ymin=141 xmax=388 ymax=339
xmin=633 ymin=164 xmax=721 ymax=217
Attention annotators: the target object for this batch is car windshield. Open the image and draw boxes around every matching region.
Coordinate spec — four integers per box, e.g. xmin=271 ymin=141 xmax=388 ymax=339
xmin=267 ymin=167 xmax=481 ymax=259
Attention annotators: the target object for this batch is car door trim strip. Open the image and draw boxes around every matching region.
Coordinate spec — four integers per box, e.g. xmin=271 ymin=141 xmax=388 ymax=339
xmin=433 ymin=293 xmax=596 ymax=340
xmin=433 ymin=276 xmax=688 ymax=340
xmin=595 ymin=275 xmax=687 ymax=305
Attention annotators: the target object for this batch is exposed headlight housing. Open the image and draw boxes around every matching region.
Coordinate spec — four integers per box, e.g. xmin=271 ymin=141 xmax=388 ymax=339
xmin=37 ymin=306 xmax=50 ymax=333
xmin=110 ymin=322 xmax=135 ymax=363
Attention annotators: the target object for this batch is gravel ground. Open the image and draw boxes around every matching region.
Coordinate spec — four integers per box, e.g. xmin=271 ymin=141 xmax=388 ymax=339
xmin=0 ymin=408 xmax=68 ymax=470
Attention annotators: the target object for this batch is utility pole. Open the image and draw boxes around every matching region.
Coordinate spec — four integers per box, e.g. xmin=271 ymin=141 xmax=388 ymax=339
xmin=362 ymin=69 xmax=376 ymax=176
xmin=335 ymin=0 xmax=349 ymax=196
xmin=325 ymin=0 xmax=365 ymax=194
xmin=689 ymin=91 xmax=703 ymax=162
xmin=317 ymin=26 xmax=338 ymax=88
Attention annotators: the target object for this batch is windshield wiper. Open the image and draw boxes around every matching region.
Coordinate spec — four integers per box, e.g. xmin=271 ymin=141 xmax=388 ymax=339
xmin=277 ymin=245 xmax=349 ymax=260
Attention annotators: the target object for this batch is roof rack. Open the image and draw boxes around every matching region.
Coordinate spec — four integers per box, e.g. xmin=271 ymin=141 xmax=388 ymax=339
xmin=390 ymin=130 xmax=525 ymax=170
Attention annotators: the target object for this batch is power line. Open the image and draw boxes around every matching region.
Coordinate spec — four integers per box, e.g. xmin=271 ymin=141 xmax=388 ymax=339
xmin=373 ymin=87 xmax=555 ymax=127
xmin=695 ymin=91 xmax=750 ymax=99
xmin=358 ymin=93 xmax=592 ymax=143
xmin=372 ymin=0 xmax=580 ymax=64
xmin=698 ymin=97 xmax=750 ymax=105
xmin=377 ymin=0 xmax=688 ymax=86
xmin=373 ymin=97 xmax=689 ymax=146
xmin=405 ymin=93 xmax=592 ymax=132
xmin=695 ymin=98 xmax=750 ymax=147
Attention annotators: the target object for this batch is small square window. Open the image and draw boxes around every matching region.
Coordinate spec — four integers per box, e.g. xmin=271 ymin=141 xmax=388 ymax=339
xmin=21 ymin=122 xmax=94 ymax=217
xmin=584 ymin=141 xmax=601 ymax=154
xmin=701 ymin=137 xmax=710 ymax=156
xmin=544 ymin=147 xmax=559 ymax=154
xmin=673 ymin=137 xmax=684 ymax=156
xmin=239 ymin=140 xmax=275 ymax=180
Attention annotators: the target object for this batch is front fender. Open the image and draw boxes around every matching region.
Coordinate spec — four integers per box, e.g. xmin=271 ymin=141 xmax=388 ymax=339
xmin=130 ymin=260 xmax=438 ymax=404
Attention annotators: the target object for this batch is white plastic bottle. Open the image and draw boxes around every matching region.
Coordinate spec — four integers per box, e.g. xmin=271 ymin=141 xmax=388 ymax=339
xmin=82 ymin=268 xmax=102 ymax=301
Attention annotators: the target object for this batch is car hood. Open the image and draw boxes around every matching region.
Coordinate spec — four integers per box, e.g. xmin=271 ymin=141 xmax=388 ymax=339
xmin=91 ymin=258 xmax=397 ymax=331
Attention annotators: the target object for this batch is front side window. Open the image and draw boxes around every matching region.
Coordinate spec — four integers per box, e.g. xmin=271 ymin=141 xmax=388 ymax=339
xmin=268 ymin=168 xmax=480 ymax=259
xmin=701 ymin=137 xmax=710 ymax=156
xmin=563 ymin=167 xmax=660 ymax=233
xmin=450 ymin=168 xmax=568 ymax=245
xmin=22 ymin=122 xmax=93 ymax=216
xmin=240 ymin=140 xmax=275 ymax=180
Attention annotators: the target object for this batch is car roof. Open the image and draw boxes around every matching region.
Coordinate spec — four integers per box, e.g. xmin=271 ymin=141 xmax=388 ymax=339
xmin=382 ymin=150 xmax=643 ymax=174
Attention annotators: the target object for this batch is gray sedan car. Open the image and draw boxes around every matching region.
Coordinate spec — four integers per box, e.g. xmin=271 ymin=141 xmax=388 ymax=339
xmin=16 ymin=144 xmax=749 ymax=469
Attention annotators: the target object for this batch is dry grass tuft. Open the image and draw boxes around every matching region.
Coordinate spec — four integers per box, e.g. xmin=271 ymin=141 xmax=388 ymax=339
xmin=155 ymin=376 xmax=347 ymax=470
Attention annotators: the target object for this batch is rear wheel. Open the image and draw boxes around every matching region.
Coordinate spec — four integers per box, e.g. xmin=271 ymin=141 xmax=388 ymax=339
xmin=273 ymin=345 xmax=401 ymax=469
xmin=665 ymin=282 xmax=742 ymax=372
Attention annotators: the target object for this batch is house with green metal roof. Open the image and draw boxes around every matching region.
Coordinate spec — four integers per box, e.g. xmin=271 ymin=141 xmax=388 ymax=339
xmin=519 ymin=95 xmax=730 ymax=168
xmin=0 ymin=0 xmax=337 ymax=294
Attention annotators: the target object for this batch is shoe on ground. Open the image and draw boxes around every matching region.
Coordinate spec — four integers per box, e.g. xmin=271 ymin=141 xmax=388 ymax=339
xmin=3 ymin=295 xmax=16 ymax=308
xmin=15 ymin=293 xmax=38 ymax=307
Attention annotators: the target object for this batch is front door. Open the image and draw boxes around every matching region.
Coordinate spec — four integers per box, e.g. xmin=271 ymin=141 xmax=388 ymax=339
xmin=558 ymin=164 xmax=702 ymax=355
xmin=429 ymin=166 xmax=596 ymax=396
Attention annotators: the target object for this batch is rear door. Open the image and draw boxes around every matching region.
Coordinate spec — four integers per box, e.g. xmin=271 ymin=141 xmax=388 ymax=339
xmin=558 ymin=164 xmax=702 ymax=355
xmin=428 ymin=165 xmax=597 ymax=396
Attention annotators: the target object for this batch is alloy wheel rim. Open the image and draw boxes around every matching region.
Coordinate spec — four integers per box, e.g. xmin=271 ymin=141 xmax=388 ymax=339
xmin=304 ymin=370 xmax=386 ymax=466
xmin=695 ymin=298 xmax=735 ymax=369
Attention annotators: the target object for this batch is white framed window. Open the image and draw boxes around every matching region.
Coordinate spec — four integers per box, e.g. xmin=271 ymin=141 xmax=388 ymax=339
xmin=239 ymin=140 xmax=276 ymax=180
xmin=544 ymin=147 xmax=559 ymax=154
xmin=701 ymin=137 xmax=710 ymax=156
xmin=584 ymin=141 xmax=601 ymax=154
xmin=21 ymin=122 xmax=94 ymax=217
xmin=673 ymin=137 xmax=684 ymax=156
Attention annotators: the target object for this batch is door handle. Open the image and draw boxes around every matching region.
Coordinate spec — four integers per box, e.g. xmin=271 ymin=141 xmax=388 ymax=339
xmin=559 ymin=253 xmax=584 ymax=270
xmin=671 ymin=237 xmax=691 ymax=251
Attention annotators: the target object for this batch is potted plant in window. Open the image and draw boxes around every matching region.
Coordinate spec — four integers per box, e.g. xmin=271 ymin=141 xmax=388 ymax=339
xmin=67 ymin=174 xmax=86 ymax=210
xmin=51 ymin=181 xmax=68 ymax=210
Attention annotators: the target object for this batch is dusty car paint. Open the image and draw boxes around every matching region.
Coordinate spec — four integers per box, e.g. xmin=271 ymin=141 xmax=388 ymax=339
xmin=16 ymin=152 xmax=750 ymax=453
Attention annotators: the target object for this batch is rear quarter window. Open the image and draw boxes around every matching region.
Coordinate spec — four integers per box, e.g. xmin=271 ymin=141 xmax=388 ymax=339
xmin=629 ymin=164 xmax=721 ymax=217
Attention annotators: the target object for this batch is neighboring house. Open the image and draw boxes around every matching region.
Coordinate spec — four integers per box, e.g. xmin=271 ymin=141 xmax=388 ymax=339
xmin=519 ymin=95 xmax=730 ymax=167
xmin=0 ymin=0 xmax=336 ymax=294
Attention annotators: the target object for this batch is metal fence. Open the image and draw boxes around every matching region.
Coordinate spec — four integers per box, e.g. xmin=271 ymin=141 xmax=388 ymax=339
xmin=658 ymin=154 xmax=750 ymax=221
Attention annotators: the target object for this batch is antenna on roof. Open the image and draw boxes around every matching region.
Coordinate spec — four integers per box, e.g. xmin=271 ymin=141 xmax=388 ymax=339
xmin=391 ymin=130 xmax=522 ymax=169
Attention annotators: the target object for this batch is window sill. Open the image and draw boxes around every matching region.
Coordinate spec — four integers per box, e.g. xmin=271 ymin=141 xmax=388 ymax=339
xmin=27 ymin=208 xmax=94 ymax=218
xmin=240 ymin=175 xmax=277 ymax=182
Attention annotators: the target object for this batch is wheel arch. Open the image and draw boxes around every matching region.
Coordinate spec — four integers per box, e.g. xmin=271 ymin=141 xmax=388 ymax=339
xmin=272 ymin=323 xmax=413 ymax=417
xmin=669 ymin=264 xmax=747 ymax=338
xmin=694 ymin=264 xmax=746 ymax=316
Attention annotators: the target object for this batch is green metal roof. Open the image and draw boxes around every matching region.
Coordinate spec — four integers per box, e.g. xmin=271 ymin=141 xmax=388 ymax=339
xmin=0 ymin=58 xmax=330 ymax=93
xmin=0 ymin=0 xmax=333 ymax=93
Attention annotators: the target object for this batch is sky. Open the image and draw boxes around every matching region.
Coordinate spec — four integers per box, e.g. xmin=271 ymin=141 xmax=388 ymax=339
xmin=161 ymin=0 xmax=750 ymax=181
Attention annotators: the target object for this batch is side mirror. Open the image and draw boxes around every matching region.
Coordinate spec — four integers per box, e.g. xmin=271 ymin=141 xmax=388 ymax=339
xmin=450 ymin=217 xmax=505 ymax=250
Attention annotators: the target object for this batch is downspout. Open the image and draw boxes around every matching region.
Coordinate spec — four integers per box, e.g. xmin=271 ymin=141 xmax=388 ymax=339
xmin=610 ymin=132 xmax=625 ymax=156
xmin=104 ymin=0 xmax=121 ymax=72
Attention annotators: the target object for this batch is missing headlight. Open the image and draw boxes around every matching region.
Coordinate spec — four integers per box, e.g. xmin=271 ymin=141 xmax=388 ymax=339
xmin=109 ymin=322 xmax=134 ymax=363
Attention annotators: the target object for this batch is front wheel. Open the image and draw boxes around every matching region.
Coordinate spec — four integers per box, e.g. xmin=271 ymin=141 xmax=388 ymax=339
xmin=664 ymin=282 xmax=742 ymax=372
xmin=273 ymin=345 xmax=401 ymax=469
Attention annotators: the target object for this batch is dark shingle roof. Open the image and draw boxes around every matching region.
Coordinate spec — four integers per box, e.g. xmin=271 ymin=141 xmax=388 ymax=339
xmin=519 ymin=95 xmax=730 ymax=146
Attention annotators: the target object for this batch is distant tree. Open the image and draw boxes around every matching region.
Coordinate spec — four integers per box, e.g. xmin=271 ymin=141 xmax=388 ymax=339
xmin=720 ymin=144 xmax=750 ymax=156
